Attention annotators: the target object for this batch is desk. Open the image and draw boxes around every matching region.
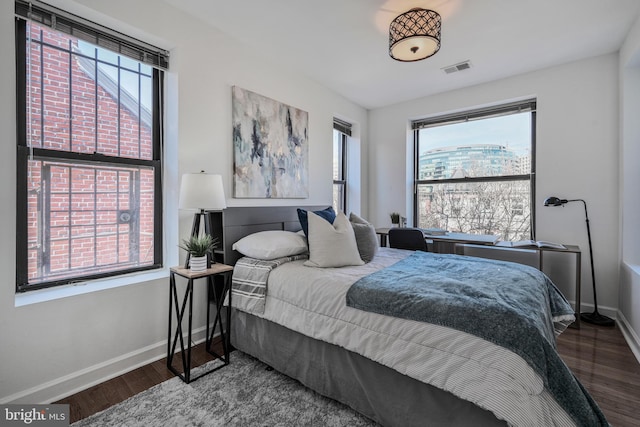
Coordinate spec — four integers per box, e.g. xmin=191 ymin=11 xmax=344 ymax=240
xmin=375 ymin=228 xmax=498 ymax=250
xmin=425 ymin=232 xmax=499 ymax=253
xmin=167 ymin=264 xmax=234 ymax=383
xmin=538 ymin=244 xmax=582 ymax=329
xmin=375 ymin=228 xmax=390 ymax=247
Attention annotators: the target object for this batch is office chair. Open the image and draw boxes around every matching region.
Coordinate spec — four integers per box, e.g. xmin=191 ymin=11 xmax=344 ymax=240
xmin=388 ymin=228 xmax=429 ymax=252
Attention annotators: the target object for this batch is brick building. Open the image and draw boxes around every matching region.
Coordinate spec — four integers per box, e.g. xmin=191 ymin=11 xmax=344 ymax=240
xmin=25 ymin=23 xmax=155 ymax=284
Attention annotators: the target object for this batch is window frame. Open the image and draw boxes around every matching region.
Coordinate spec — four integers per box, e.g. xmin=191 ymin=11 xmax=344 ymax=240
xmin=333 ymin=118 xmax=351 ymax=214
xmin=14 ymin=13 xmax=165 ymax=292
xmin=412 ymin=100 xmax=537 ymax=238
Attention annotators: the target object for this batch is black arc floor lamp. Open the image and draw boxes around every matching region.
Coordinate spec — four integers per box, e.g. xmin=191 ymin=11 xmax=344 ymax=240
xmin=543 ymin=196 xmax=614 ymax=326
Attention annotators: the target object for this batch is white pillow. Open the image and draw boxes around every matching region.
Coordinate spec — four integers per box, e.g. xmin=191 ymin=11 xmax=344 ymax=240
xmin=304 ymin=211 xmax=364 ymax=268
xmin=232 ymin=230 xmax=308 ymax=260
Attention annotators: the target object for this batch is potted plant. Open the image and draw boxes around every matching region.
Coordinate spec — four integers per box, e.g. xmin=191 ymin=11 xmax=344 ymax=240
xmin=179 ymin=234 xmax=219 ymax=272
xmin=390 ymin=212 xmax=401 ymax=227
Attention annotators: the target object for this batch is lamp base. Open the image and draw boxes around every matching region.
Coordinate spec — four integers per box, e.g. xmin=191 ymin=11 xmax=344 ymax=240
xmin=580 ymin=311 xmax=615 ymax=327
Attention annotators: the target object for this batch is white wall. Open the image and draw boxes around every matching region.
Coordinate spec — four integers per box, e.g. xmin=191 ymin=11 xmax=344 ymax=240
xmin=618 ymin=14 xmax=640 ymax=359
xmin=0 ymin=0 xmax=367 ymax=403
xmin=368 ymin=54 xmax=620 ymax=315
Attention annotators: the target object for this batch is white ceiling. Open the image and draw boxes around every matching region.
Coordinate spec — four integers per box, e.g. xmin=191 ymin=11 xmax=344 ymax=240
xmin=164 ymin=0 xmax=640 ymax=110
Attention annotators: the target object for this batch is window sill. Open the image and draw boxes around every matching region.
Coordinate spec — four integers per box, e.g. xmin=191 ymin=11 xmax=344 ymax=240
xmin=623 ymin=261 xmax=640 ymax=276
xmin=14 ymin=267 xmax=170 ymax=307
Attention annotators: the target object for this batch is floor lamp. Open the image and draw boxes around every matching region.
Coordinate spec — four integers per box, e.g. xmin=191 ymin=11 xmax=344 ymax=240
xmin=543 ymin=196 xmax=614 ymax=326
xmin=179 ymin=172 xmax=227 ymax=268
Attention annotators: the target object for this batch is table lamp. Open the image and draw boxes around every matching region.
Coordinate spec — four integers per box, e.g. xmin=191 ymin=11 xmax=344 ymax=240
xmin=543 ymin=196 xmax=614 ymax=326
xmin=179 ymin=171 xmax=227 ymax=267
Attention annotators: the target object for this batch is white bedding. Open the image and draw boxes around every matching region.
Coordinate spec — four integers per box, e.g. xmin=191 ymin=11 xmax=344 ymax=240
xmin=238 ymin=248 xmax=575 ymax=426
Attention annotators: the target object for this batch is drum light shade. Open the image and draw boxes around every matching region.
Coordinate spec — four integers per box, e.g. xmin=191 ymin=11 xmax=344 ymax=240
xmin=389 ymin=8 xmax=441 ymax=62
xmin=179 ymin=172 xmax=227 ymax=211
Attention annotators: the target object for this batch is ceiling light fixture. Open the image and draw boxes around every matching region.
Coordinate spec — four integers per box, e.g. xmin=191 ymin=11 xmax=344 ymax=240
xmin=389 ymin=8 xmax=441 ymax=62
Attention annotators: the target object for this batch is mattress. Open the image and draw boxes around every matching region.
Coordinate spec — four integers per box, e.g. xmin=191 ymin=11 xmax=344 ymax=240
xmin=233 ymin=248 xmax=581 ymax=426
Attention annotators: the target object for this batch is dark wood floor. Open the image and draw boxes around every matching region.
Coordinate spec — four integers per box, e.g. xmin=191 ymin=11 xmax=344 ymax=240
xmin=56 ymin=339 xmax=221 ymax=423
xmin=557 ymin=322 xmax=640 ymax=426
xmin=57 ymin=324 xmax=640 ymax=426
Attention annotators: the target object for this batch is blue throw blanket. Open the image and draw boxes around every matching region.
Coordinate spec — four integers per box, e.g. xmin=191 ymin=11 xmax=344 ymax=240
xmin=346 ymin=251 xmax=608 ymax=426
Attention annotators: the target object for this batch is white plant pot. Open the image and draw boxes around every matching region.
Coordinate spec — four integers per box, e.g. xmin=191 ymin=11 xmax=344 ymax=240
xmin=189 ymin=255 xmax=207 ymax=272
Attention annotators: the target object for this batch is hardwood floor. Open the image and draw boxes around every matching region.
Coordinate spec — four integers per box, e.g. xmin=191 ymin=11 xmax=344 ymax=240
xmin=557 ymin=322 xmax=640 ymax=426
xmin=56 ymin=339 xmax=221 ymax=423
xmin=57 ymin=324 xmax=640 ymax=426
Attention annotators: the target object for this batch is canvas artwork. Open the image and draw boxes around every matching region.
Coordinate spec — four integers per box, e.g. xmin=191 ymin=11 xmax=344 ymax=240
xmin=232 ymin=86 xmax=309 ymax=198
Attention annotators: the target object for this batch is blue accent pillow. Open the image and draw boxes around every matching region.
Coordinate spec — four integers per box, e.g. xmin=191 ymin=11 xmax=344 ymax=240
xmin=297 ymin=207 xmax=336 ymax=237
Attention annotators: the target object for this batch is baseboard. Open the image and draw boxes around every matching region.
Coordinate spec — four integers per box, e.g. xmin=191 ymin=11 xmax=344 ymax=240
xmin=0 ymin=327 xmax=209 ymax=405
xmin=616 ymin=311 xmax=640 ymax=365
xmin=575 ymin=301 xmax=618 ymax=321
xmin=4 ymin=305 xmax=635 ymax=405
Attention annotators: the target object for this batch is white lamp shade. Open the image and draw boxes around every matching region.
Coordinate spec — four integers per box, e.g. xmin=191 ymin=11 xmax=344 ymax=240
xmin=179 ymin=173 xmax=227 ymax=210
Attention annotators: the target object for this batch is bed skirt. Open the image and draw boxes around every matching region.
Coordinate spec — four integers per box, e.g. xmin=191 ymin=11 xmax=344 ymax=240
xmin=230 ymin=308 xmax=506 ymax=427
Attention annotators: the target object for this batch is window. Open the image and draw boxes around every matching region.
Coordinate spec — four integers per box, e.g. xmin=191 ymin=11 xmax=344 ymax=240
xmin=15 ymin=1 xmax=168 ymax=291
xmin=332 ymin=119 xmax=351 ymax=213
xmin=413 ymin=100 xmax=536 ymax=241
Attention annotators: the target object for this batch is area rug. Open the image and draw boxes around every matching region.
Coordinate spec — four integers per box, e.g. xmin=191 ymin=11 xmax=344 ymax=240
xmin=72 ymin=351 xmax=378 ymax=426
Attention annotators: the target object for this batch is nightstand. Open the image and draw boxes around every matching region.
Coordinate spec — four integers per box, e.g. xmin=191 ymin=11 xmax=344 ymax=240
xmin=167 ymin=263 xmax=234 ymax=383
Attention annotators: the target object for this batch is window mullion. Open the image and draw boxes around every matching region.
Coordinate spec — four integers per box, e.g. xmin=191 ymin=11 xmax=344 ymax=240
xmin=138 ymin=63 xmax=142 ymax=158
xmin=42 ymin=164 xmax=51 ymax=277
xmin=117 ymin=55 xmax=121 ymax=157
xmin=94 ymin=46 xmax=98 ymax=153
xmin=417 ymin=174 xmax=531 ymax=186
xmin=66 ymin=164 xmax=72 ymax=274
xmin=30 ymin=148 xmax=157 ymax=168
xmin=116 ymin=170 xmax=121 ymax=264
xmin=68 ymin=38 xmax=73 ymax=153
xmin=93 ymin=169 xmax=97 ymax=268
xmin=39 ymin=29 xmax=44 ymax=150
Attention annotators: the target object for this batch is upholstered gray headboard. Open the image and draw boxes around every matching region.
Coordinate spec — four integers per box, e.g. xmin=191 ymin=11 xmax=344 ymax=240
xmin=217 ymin=205 xmax=329 ymax=266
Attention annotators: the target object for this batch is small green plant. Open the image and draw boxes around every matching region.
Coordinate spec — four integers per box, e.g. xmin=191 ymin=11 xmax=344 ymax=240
xmin=390 ymin=212 xmax=400 ymax=224
xmin=179 ymin=234 xmax=219 ymax=257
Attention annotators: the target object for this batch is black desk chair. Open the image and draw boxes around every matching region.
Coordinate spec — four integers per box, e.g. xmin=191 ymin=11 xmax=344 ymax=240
xmin=388 ymin=228 xmax=429 ymax=252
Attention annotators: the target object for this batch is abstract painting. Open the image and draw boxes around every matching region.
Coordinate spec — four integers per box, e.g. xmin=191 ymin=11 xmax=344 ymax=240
xmin=232 ymin=86 xmax=309 ymax=198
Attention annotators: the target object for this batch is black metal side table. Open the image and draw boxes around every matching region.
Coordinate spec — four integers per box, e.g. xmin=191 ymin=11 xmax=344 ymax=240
xmin=167 ymin=263 xmax=234 ymax=383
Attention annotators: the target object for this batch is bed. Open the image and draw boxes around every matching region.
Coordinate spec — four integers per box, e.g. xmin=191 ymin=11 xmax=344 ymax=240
xmin=220 ymin=206 xmax=608 ymax=427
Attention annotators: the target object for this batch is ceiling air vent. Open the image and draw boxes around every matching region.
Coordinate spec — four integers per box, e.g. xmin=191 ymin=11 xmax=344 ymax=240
xmin=442 ymin=60 xmax=472 ymax=74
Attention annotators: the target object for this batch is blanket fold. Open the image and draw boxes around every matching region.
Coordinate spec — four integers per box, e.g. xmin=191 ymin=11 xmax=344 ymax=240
xmin=346 ymin=251 xmax=607 ymax=426
xmin=231 ymin=254 xmax=308 ymax=314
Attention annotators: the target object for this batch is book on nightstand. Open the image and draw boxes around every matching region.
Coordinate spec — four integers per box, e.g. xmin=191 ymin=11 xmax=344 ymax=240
xmin=497 ymin=240 xmax=566 ymax=250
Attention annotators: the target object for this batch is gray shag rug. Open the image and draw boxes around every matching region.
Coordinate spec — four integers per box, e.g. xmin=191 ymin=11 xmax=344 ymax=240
xmin=72 ymin=351 xmax=378 ymax=426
